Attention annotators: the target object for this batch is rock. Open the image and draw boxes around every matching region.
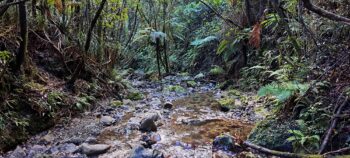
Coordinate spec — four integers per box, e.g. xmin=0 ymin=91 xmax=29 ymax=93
xmin=123 ymin=99 xmax=133 ymax=106
xmin=186 ymin=80 xmax=197 ymax=87
xmin=80 ymin=143 xmax=111 ymax=156
xmin=237 ymin=151 xmax=256 ymax=158
xmin=218 ymin=98 xmax=235 ymax=112
xmin=100 ymin=116 xmax=116 ymax=126
xmin=247 ymin=118 xmax=296 ymax=152
xmin=9 ymin=146 xmax=26 ymax=158
xmin=163 ymin=102 xmax=173 ymax=109
xmin=85 ymin=137 xmax=98 ymax=144
xmin=140 ymin=117 xmax=157 ymax=132
xmin=149 ymin=98 xmax=162 ymax=107
xmin=111 ymin=100 xmax=123 ymax=107
xmin=42 ymin=133 xmax=55 ymax=142
xmin=141 ymin=133 xmax=161 ymax=148
xmin=126 ymin=90 xmax=143 ymax=100
xmin=65 ymin=137 xmax=85 ymax=145
xmin=212 ymin=150 xmax=231 ymax=158
xmin=194 ymin=73 xmax=205 ymax=80
xmin=58 ymin=143 xmax=78 ymax=153
xmin=27 ymin=145 xmax=46 ymax=158
xmin=212 ymin=134 xmax=235 ymax=151
xmin=129 ymin=145 xmax=164 ymax=158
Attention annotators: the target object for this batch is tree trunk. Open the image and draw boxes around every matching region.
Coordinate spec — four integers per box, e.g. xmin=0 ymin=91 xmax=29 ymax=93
xmin=244 ymin=0 xmax=254 ymax=26
xmin=68 ymin=0 xmax=107 ymax=85
xmin=156 ymin=37 xmax=162 ymax=80
xmin=15 ymin=1 xmax=28 ymax=73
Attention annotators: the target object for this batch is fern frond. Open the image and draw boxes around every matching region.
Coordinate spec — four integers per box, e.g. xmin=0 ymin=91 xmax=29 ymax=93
xmin=258 ymin=81 xmax=309 ymax=101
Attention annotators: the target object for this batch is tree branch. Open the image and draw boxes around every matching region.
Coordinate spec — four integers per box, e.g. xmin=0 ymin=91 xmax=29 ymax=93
xmin=302 ymin=0 xmax=350 ymax=25
xmin=243 ymin=141 xmax=319 ymax=158
xmin=0 ymin=0 xmax=29 ymax=8
xmin=319 ymin=97 xmax=349 ymax=154
xmin=198 ymin=0 xmax=242 ymax=29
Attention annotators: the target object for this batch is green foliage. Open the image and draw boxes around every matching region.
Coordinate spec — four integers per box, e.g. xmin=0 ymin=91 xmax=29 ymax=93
xmin=75 ymin=95 xmax=95 ymax=111
xmin=287 ymin=120 xmax=320 ymax=153
xmin=126 ymin=91 xmax=143 ymax=100
xmin=186 ymin=80 xmax=197 ymax=87
xmin=258 ymin=81 xmax=309 ymax=102
xmin=0 ymin=51 xmax=11 ymax=61
xmin=191 ymin=36 xmax=218 ymax=47
xmin=218 ymin=98 xmax=235 ymax=108
xmin=165 ymin=85 xmax=186 ymax=93
xmin=209 ymin=65 xmax=225 ymax=76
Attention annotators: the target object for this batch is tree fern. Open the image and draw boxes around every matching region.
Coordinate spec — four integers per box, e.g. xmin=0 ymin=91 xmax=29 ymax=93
xmin=258 ymin=81 xmax=309 ymax=102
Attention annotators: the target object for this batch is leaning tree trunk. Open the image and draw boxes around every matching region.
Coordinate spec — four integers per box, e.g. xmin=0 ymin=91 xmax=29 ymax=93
xmin=68 ymin=0 xmax=107 ymax=85
xmin=15 ymin=1 xmax=28 ymax=73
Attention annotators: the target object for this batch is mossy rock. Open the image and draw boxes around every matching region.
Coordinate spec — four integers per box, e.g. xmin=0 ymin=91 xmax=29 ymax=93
xmin=228 ymin=89 xmax=241 ymax=97
xmin=126 ymin=91 xmax=144 ymax=100
xmin=209 ymin=65 xmax=225 ymax=76
xmin=165 ymin=85 xmax=186 ymax=93
xmin=247 ymin=117 xmax=297 ymax=152
xmin=186 ymin=81 xmax=197 ymax=87
xmin=218 ymin=98 xmax=235 ymax=112
xmin=111 ymin=100 xmax=123 ymax=107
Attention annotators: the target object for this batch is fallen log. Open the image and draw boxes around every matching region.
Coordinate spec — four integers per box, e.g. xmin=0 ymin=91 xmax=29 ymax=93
xmin=243 ymin=141 xmax=320 ymax=158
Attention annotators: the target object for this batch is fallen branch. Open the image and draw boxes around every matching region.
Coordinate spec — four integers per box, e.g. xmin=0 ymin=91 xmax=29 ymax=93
xmin=243 ymin=141 xmax=320 ymax=158
xmin=323 ymin=147 xmax=350 ymax=156
xmin=319 ymin=97 xmax=349 ymax=154
xmin=302 ymin=0 xmax=350 ymax=25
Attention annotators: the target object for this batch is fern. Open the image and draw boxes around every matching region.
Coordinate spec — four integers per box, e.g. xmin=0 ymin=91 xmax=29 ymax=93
xmin=190 ymin=36 xmax=218 ymax=47
xmin=258 ymin=81 xmax=309 ymax=101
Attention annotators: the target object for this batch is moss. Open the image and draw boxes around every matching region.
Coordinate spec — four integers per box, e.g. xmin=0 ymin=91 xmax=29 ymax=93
xmin=228 ymin=89 xmax=241 ymax=97
xmin=186 ymin=80 xmax=197 ymax=87
xmin=209 ymin=65 xmax=225 ymax=76
xmin=166 ymin=85 xmax=186 ymax=93
xmin=218 ymin=98 xmax=235 ymax=110
xmin=248 ymin=117 xmax=298 ymax=152
xmin=126 ymin=91 xmax=143 ymax=100
xmin=111 ymin=100 xmax=123 ymax=107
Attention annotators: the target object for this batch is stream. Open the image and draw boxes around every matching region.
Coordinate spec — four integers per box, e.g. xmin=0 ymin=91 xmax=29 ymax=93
xmin=2 ymin=74 xmax=267 ymax=158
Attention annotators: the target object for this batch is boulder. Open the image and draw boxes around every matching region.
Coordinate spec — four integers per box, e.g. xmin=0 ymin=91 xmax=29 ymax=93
xmin=247 ymin=117 xmax=296 ymax=152
xmin=80 ymin=143 xmax=111 ymax=156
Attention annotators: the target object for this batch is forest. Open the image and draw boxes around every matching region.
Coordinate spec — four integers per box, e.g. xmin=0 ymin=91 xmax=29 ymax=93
xmin=0 ymin=0 xmax=349 ymax=157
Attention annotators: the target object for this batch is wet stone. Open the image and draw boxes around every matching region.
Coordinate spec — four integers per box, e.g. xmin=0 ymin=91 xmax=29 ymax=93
xmin=85 ymin=137 xmax=98 ymax=144
xmin=129 ymin=145 xmax=164 ymax=158
xmin=163 ymin=102 xmax=173 ymax=109
xmin=64 ymin=137 xmax=85 ymax=145
xmin=80 ymin=143 xmax=111 ymax=156
xmin=100 ymin=116 xmax=116 ymax=126
xmin=58 ymin=143 xmax=78 ymax=153
xmin=212 ymin=134 xmax=236 ymax=152
xmin=139 ymin=117 xmax=157 ymax=132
